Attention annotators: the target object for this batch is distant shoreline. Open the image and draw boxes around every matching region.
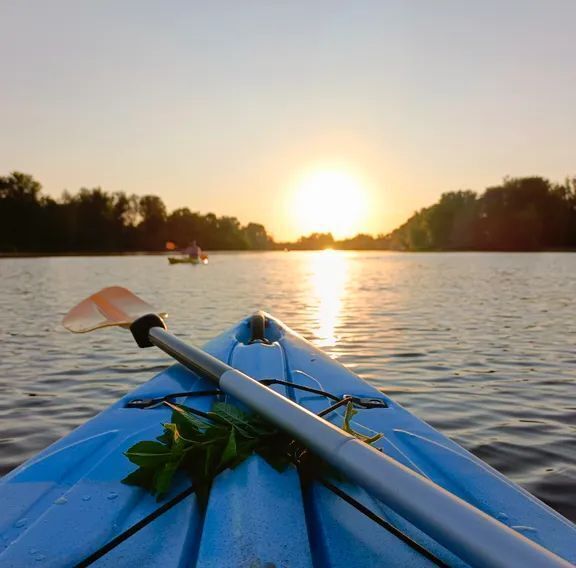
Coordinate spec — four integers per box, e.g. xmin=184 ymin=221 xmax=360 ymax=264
xmin=2 ymin=248 xmax=576 ymax=258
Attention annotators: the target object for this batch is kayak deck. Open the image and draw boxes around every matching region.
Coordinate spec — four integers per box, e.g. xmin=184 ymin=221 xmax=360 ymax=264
xmin=0 ymin=314 xmax=574 ymax=567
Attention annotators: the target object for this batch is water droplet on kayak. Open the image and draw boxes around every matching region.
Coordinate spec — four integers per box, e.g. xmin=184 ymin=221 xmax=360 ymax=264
xmin=512 ymin=525 xmax=538 ymax=536
xmin=82 ymin=495 xmax=92 ymax=501
xmin=496 ymin=512 xmax=509 ymax=523
xmin=54 ymin=497 xmax=67 ymax=505
xmin=14 ymin=518 xmax=27 ymax=528
xmin=29 ymin=548 xmax=38 ymax=555
xmin=107 ymin=492 xmax=118 ymax=500
xmin=34 ymin=554 xmax=46 ymax=562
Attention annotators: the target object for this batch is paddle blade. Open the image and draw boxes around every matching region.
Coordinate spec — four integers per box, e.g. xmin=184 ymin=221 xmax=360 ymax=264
xmin=63 ymin=286 xmax=167 ymax=333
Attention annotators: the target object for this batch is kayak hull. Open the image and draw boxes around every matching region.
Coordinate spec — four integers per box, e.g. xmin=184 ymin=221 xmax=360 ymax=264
xmin=168 ymin=256 xmax=208 ymax=265
xmin=0 ymin=314 xmax=574 ymax=567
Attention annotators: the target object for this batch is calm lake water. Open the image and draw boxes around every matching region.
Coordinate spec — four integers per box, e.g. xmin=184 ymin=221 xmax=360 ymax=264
xmin=1 ymin=251 xmax=575 ymax=521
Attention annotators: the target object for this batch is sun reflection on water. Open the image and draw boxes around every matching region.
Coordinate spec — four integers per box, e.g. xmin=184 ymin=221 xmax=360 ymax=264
xmin=309 ymin=250 xmax=349 ymax=347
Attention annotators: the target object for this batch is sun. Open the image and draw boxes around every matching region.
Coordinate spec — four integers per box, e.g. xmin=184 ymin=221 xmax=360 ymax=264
xmin=290 ymin=169 xmax=368 ymax=239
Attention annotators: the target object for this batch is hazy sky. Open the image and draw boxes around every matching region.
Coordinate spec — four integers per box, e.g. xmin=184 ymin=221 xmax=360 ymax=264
xmin=1 ymin=1 xmax=575 ymax=240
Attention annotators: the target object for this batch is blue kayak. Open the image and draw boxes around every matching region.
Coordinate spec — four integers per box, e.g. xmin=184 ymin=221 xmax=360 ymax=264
xmin=1 ymin=313 xmax=575 ymax=567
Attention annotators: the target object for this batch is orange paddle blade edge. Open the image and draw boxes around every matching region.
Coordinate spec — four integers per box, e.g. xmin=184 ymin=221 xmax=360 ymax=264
xmin=62 ymin=286 xmax=167 ymax=333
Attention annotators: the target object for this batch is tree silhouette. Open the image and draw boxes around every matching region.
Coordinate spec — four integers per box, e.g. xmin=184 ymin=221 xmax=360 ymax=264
xmin=386 ymin=177 xmax=576 ymax=251
xmin=0 ymin=172 xmax=278 ymax=253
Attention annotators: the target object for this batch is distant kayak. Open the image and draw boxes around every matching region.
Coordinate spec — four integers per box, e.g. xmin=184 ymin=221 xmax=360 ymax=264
xmin=0 ymin=299 xmax=574 ymax=566
xmin=168 ymin=255 xmax=208 ymax=265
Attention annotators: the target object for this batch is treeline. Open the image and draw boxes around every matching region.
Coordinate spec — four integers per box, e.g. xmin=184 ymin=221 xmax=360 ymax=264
xmin=2 ymin=172 xmax=575 ymax=253
xmin=385 ymin=177 xmax=576 ymax=251
xmin=0 ymin=172 xmax=273 ymax=252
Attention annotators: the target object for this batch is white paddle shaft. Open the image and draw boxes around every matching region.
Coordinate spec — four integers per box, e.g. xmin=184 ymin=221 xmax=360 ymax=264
xmin=149 ymin=327 xmax=570 ymax=568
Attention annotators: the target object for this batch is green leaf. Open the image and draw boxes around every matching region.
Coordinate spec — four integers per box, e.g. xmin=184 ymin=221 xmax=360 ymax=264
xmin=165 ymin=402 xmax=211 ymax=435
xmin=209 ymin=402 xmax=263 ymax=438
xmin=124 ymin=441 xmax=172 ymax=468
xmin=164 ymin=422 xmax=195 ymax=448
xmin=156 ymin=430 xmax=172 ymax=445
xmin=154 ymin=461 xmax=180 ymax=498
xmin=122 ymin=466 xmax=156 ymax=491
xmin=202 ymin=423 xmax=230 ymax=444
xmin=218 ymin=428 xmax=237 ymax=469
xmin=245 ymin=413 xmax=278 ymax=436
xmin=204 ymin=445 xmax=218 ymax=479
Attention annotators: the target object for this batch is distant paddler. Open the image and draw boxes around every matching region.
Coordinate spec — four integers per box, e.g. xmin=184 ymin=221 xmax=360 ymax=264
xmin=165 ymin=240 xmax=208 ymax=264
xmin=184 ymin=240 xmax=203 ymax=261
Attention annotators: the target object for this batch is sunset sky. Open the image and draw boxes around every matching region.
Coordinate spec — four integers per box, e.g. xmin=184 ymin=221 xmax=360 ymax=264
xmin=1 ymin=1 xmax=575 ymax=240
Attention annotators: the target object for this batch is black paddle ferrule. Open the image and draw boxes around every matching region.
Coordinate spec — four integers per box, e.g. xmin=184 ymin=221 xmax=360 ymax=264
xmin=130 ymin=313 xmax=167 ymax=348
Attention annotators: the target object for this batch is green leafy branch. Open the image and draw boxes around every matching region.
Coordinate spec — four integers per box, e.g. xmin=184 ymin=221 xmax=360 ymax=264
xmin=122 ymin=400 xmax=382 ymax=506
xmin=122 ymin=401 xmax=292 ymax=505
